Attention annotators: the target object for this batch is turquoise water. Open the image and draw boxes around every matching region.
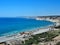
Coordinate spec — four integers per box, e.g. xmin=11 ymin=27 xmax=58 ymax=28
xmin=0 ymin=18 xmax=54 ymax=36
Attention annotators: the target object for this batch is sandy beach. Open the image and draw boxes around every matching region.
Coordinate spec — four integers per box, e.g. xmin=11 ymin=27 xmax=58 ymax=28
xmin=0 ymin=17 xmax=60 ymax=43
xmin=0 ymin=26 xmax=56 ymax=43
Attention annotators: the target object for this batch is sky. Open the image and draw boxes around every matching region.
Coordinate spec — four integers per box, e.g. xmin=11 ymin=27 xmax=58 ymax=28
xmin=0 ymin=0 xmax=60 ymax=17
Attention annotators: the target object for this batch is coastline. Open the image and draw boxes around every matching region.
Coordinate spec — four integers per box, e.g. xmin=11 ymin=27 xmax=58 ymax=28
xmin=36 ymin=17 xmax=60 ymax=26
xmin=0 ymin=19 xmax=55 ymax=42
xmin=0 ymin=17 xmax=59 ymax=43
xmin=0 ymin=26 xmax=54 ymax=43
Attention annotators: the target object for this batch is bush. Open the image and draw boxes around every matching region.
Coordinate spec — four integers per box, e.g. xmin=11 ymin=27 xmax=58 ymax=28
xmin=56 ymin=42 xmax=60 ymax=45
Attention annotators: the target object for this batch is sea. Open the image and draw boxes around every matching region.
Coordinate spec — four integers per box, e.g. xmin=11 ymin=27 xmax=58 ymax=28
xmin=0 ymin=17 xmax=54 ymax=36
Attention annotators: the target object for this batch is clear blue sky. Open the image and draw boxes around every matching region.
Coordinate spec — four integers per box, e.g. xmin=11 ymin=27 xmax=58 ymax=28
xmin=0 ymin=0 xmax=60 ymax=17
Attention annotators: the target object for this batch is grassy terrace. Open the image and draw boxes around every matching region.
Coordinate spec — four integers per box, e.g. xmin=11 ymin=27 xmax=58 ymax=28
xmin=22 ymin=29 xmax=60 ymax=45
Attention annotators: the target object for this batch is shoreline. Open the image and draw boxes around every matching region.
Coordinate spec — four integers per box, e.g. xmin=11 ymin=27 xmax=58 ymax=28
xmin=0 ymin=23 xmax=54 ymax=37
xmin=0 ymin=17 xmax=59 ymax=43
xmin=36 ymin=17 xmax=60 ymax=26
xmin=0 ymin=26 xmax=54 ymax=43
xmin=0 ymin=18 xmax=54 ymax=37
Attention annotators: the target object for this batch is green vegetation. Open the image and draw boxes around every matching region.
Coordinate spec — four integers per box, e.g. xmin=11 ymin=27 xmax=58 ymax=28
xmin=23 ymin=30 xmax=60 ymax=45
xmin=56 ymin=42 xmax=60 ymax=45
xmin=32 ymin=30 xmax=59 ymax=42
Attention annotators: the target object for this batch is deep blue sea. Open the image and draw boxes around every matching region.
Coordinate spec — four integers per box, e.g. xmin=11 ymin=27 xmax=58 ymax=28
xmin=0 ymin=18 xmax=54 ymax=36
